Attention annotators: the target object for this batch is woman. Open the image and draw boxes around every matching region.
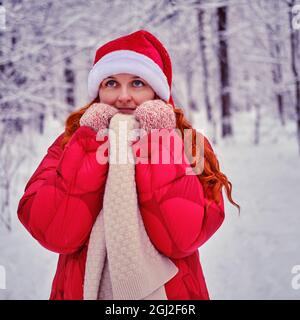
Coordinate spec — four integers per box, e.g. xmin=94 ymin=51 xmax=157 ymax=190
xmin=17 ymin=30 xmax=239 ymax=300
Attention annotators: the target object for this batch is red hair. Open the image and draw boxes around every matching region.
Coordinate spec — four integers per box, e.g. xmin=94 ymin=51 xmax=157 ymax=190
xmin=61 ymin=97 xmax=240 ymax=212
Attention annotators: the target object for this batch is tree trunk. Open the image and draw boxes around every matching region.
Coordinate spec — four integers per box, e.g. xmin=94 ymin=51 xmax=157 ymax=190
xmin=254 ymin=102 xmax=261 ymax=145
xmin=266 ymin=0 xmax=285 ymax=126
xmin=197 ymin=7 xmax=212 ymax=122
xmin=64 ymin=56 xmax=75 ymax=110
xmin=288 ymin=0 xmax=300 ymax=154
xmin=217 ymin=5 xmax=232 ymax=137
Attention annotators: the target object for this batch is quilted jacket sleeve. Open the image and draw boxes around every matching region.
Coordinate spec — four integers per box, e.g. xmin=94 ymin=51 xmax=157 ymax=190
xmin=133 ymin=129 xmax=225 ymax=259
xmin=17 ymin=126 xmax=109 ymax=254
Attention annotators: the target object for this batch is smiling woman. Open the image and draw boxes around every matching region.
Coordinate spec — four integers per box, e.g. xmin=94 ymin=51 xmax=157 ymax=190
xmin=99 ymin=73 xmax=156 ymax=113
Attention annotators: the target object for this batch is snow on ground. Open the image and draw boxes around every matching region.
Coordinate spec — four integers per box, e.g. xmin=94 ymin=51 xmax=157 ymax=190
xmin=0 ymin=115 xmax=64 ymax=300
xmin=0 ymin=111 xmax=300 ymax=300
xmin=199 ymin=112 xmax=300 ymax=300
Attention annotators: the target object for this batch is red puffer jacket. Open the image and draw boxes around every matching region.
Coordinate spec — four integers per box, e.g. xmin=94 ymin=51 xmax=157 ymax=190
xmin=17 ymin=125 xmax=225 ymax=300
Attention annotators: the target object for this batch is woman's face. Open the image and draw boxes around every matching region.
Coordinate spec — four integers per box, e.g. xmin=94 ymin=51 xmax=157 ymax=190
xmin=98 ymin=73 xmax=156 ymax=114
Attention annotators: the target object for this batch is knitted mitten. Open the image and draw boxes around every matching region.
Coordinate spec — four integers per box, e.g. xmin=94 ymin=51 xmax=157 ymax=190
xmin=80 ymin=103 xmax=119 ymax=137
xmin=132 ymin=100 xmax=177 ymax=159
xmin=133 ymin=99 xmax=176 ymax=133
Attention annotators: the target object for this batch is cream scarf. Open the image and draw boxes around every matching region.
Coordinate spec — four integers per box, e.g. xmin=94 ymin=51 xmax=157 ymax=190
xmin=83 ymin=113 xmax=178 ymax=300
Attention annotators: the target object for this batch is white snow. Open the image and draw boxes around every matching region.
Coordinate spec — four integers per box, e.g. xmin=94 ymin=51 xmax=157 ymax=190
xmin=199 ymin=111 xmax=300 ymax=300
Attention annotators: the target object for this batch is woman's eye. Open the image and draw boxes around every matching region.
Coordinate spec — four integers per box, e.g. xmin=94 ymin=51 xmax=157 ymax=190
xmin=132 ymin=80 xmax=145 ymax=87
xmin=105 ymin=80 xmax=116 ymax=87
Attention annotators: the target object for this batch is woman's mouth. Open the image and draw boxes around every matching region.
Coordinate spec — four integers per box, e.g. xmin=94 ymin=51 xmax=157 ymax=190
xmin=119 ymin=108 xmax=135 ymax=114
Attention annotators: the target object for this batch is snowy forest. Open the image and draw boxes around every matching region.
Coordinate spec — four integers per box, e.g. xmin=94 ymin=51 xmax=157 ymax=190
xmin=1 ymin=0 xmax=300 ymax=299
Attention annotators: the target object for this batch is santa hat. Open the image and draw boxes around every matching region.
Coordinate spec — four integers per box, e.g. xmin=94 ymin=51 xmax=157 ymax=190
xmin=87 ymin=29 xmax=175 ymax=106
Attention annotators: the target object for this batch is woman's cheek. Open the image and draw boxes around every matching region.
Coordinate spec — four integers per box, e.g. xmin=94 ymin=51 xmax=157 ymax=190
xmin=99 ymin=92 xmax=115 ymax=105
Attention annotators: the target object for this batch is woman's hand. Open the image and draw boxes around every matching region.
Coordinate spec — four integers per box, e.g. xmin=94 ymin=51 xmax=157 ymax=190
xmin=133 ymin=99 xmax=176 ymax=133
xmin=79 ymin=103 xmax=118 ymax=134
xmin=131 ymin=99 xmax=177 ymax=158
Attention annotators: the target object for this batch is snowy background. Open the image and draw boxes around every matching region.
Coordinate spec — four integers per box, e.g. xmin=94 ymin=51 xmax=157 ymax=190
xmin=1 ymin=0 xmax=300 ymax=299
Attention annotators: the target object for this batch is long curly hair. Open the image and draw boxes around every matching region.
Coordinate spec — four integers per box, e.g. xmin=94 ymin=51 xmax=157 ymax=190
xmin=61 ymin=96 xmax=240 ymax=213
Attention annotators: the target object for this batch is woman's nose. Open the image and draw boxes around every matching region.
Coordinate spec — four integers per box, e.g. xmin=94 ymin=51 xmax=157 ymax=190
xmin=117 ymin=87 xmax=132 ymax=103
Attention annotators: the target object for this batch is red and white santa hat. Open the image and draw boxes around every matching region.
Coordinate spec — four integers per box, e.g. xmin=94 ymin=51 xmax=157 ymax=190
xmin=87 ymin=29 xmax=174 ymax=106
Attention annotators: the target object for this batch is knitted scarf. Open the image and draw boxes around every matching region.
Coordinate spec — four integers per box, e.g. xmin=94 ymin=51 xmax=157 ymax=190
xmin=83 ymin=113 xmax=178 ymax=300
